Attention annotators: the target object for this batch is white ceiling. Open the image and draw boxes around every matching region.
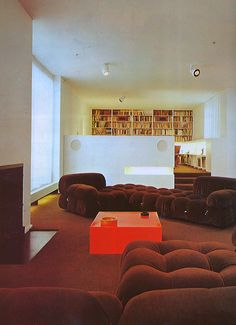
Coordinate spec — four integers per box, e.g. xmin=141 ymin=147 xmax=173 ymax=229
xmin=20 ymin=0 xmax=236 ymax=107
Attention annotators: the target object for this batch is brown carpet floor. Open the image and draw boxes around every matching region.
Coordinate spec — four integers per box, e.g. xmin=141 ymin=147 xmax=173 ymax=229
xmin=0 ymin=194 xmax=235 ymax=294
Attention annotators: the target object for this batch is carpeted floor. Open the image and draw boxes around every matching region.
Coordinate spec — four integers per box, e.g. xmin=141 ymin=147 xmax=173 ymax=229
xmin=0 ymin=194 xmax=235 ymax=294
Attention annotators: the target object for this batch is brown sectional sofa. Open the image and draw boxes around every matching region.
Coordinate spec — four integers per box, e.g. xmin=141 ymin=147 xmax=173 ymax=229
xmin=58 ymin=172 xmax=182 ymax=218
xmin=1 ymin=286 xmax=236 ymax=325
xmin=2 ymin=235 xmax=236 ymax=324
xmin=58 ymin=172 xmax=236 ymax=227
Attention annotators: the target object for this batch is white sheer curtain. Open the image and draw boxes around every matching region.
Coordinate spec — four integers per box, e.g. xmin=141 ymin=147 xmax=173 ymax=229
xmin=31 ymin=62 xmax=54 ymax=191
xmin=204 ymin=95 xmax=220 ymax=138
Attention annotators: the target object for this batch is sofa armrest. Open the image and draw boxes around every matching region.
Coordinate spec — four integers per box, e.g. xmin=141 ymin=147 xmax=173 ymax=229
xmin=207 ymin=189 xmax=236 ymax=209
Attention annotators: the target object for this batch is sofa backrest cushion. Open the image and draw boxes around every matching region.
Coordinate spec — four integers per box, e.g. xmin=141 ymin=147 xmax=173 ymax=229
xmin=119 ymin=287 xmax=236 ymax=325
xmin=58 ymin=173 xmax=106 ymax=193
xmin=193 ymin=176 xmax=236 ymax=198
xmin=0 ymin=287 xmax=122 ymax=325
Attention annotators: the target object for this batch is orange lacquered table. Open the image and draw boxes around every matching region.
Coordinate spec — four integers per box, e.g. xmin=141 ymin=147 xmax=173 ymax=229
xmin=90 ymin=211 xmax=162 ymax=254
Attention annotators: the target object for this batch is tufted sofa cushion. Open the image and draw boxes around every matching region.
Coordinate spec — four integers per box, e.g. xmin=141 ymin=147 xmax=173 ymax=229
xmin=98 ymin=189 xmax=129 ymax=211
xmin=117 ymin=240 xmax=236 ymax=305
xmin=66 ymin=184 xmax=100 ymax=218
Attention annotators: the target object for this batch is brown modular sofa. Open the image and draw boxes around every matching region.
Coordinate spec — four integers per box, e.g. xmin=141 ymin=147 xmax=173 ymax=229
xmin=1 ymin=286 xmax=236 ymax=325
xmin=58 ymin=172 xmax=182 ymax=218
xmin=2 ymin=234 xmax=236 ymax=324
xmin=58 ymin=172 xmax=236 ymax=227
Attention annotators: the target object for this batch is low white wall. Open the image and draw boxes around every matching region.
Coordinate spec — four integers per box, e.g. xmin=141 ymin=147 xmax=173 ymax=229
xmin=64 ymin=135 xmax=174 ymax=188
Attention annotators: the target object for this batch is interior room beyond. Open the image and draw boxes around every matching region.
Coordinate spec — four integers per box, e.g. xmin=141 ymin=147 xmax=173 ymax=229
xmin=1 ymin=0 xmax=236 ymax=323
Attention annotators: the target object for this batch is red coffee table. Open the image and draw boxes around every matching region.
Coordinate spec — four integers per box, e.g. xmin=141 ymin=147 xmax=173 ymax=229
xmin=90 ymin=211 xmax=162 ymax=254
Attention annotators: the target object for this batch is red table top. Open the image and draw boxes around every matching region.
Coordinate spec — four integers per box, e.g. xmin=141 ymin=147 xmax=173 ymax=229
xmin=90 ymin=211 xmax=161 ymax=228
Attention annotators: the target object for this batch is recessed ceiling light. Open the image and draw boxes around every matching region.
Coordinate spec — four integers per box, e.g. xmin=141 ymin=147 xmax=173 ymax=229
xmin=119 ymin=96 xmax=125 ymax=103
xmin=190 ymin=64 xmax=200 ymax=78
xmin=102 ymin=63 xmax=110 ymax=76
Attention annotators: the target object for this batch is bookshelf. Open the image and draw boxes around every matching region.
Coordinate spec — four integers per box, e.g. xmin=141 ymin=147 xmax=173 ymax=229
xmin=92 ymin=109 xmax=112 ymax=135
xmin=153 ymin=110 xmax=173 ymax=136
xmin=133 ymin=110 xmax=153 ymax=135
xmin=173 ymin=110 xmax=193 ymax=142
xmin=91 ymin=108 xmax=193 ymax=141
xmin=112 ymin=109 xmax=132 ymax=135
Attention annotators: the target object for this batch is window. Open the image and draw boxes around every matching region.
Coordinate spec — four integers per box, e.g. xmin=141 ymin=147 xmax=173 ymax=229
xmin=31 ymin=61 xmax=59 ymax=192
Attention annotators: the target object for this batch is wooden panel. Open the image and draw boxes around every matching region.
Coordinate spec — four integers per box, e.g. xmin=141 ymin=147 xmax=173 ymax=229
xmin=0 ymin=164 xmax=25 ymax=260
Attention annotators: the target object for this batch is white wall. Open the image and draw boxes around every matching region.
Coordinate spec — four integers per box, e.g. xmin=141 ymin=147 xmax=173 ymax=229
xmin=60 ymin=80 xmax=96 ymax=177
xmin=61 ymin=80 xmax=88 ymax=135
xmin=192 ymin=104 xmax=204 ymax=140
xmin=210 ymin=89 xmax=236 ymax=177
xmin=0 ymin=1 xmax=32 ymax=231
xmin=64 ymin=135 xmax=174 ymax=188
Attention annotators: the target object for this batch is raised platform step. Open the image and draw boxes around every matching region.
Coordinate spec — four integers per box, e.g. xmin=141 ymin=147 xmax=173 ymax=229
xmin=175 ymin=177 xmax=196 ymax=184
xmin=175 ymin=183 xmax=194 ymax=190
xmin=174 ymin=166 xmax=211 ymax=190
xmin=0 ymin=230 xmax=57 ymax=264
xmin=174 ymin=172 xmax=211 ymax=178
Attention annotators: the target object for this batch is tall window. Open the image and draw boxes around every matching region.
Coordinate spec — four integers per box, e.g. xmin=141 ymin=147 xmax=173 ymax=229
xmin=31 ymin=61 xmax=56 ymax=192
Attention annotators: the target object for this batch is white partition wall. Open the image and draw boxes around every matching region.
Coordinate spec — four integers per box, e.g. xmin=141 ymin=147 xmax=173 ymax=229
xmin=64 ymin=136 xmax=174 ymax=188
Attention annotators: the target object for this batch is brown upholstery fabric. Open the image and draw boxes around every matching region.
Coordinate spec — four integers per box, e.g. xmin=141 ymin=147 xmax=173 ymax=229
xmin=58 ymin=173 xmax=236 ymax=227
xmin=67 ymin=184 xmax=100 ymax=218
xmin=232 ymin=228 xmax=236 ymax=247
xmin=162 ymin=176 xmax=236 ymax=227
xmin=58 ymin=173 xmax=172 ymax=217
xmin=0 ymin=287 xmax=122 ymax=325
xmin=117 ymin=240 xmax=236 ymax=305
xmin=193 ymin=176 xmax=236 ymax=197
xmin=59 ymin=172 xmax=106 ymax=193
xmin=119 ymin=287 xmax=236 ymax=325
xmin=98 ymin=189 xmax=128 ymax=211
xmin=129 ymin=191 xmax=147 ymax=210
xmin=142 ymin=192 xmax=161 ymax=211
xmin=58 ymin=173 xmax=106 ymax=210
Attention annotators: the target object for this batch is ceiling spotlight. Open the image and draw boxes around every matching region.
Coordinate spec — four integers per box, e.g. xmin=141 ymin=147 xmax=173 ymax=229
xmin=190 ymin=64 xmax=200 ymax=77
xmin=119 ymin=96 xmax=125 ymax=103
xmin=102 ymin=63 xmax=110 ymax=76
